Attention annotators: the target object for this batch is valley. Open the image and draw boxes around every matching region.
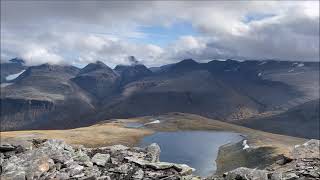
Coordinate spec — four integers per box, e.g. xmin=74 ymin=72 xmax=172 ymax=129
xmin=1 ymin=58 xmax=319 ymax=140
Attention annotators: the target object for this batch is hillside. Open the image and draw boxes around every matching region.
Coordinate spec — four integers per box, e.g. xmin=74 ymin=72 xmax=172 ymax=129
xmin=235 ymin=99 xmax=320 ymax=139
xmin=0 ymin=63 xmax=95 ymax=130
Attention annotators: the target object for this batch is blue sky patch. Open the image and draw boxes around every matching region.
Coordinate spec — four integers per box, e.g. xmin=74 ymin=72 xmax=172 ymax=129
xmin=135 ymin=21 xmax=198 ymax=47
xmin=243 ymin=13 xmax=276 ymax=24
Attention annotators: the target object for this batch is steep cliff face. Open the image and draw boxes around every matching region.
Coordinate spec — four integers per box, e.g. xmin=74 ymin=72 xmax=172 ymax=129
xmin=0 ymin=98 xmax=54 ymax=130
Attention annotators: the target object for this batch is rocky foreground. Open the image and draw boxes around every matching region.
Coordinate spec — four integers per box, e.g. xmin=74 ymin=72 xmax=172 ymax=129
xmin=0 ymin=139 xmax=319 ymax=180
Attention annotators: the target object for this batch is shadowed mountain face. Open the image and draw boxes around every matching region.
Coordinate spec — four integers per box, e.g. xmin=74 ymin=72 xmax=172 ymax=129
xmin=1 ymin=58 xmax=319 ymax=139
xmin=72 ymin=61 xmax=120 ymax=101
xmin=235 ymin=99 xmax=320 ymax=139
xmin=115 ymin=64 xmax=152 ymax=85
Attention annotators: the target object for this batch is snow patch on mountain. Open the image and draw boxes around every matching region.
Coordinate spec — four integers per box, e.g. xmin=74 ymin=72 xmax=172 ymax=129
xmin=144 ymin=120 xmax=161 ymax=125
xmin=242 ymin=140 xmax=250 ymax=150
xmin=5 ymin=70 xmax=26 ymax=81
xmin=297 ymin=63 xmax=304 ymax=67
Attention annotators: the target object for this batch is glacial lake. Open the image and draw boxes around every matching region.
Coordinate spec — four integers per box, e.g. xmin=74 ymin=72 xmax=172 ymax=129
xmin=139 ymin=131 xmax=243 ymax=177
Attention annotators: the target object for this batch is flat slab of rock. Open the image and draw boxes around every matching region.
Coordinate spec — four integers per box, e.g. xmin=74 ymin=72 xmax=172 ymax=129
xmin=125 ymin=156 xmax=194 ymax=175
xmin=91 ymin=153 xmax=110 ymax=166
xmin=0 ymin=144 xmax=16 ymax=152
xmin=224 ymin=167 xmax=269 ymax=180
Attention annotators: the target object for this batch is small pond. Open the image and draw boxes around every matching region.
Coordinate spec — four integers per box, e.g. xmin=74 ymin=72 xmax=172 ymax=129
xmin=139 ymin=131 xmax=243 ymax=177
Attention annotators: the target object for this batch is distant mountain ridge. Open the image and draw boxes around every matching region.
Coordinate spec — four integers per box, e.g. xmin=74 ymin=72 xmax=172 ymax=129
xmin=1 ymin=57 xmax=319 ymax=139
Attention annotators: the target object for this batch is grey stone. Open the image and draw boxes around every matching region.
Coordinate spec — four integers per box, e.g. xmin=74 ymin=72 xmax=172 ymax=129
xmin=0 ymin=171 xmax=26 ymax=180
xmin=55 ymin=172 xmax=70 ymax=179
xmin=97 ymin=175 xmax=111 ymax=180
xmin=292 ymin=139 xmax=320 ymax=159
xmin=145 ymin=143 xmax=161 ymax=162
xmin=283 ymin=172 xmax=299 ymax=180
xmin=132 ymin=169 xmax=144 ymax=179
xmin=114 ymin=163 xmax=131 ymax=173
xmin=226 ymin=167 xmax=269 ymax=180
xmin=109 ymin=144 xmax=129 ymax=154
xmin=270 ymin=172 xmax=283 ymax=180
xmin=0 ymin=144 xmax=16 ymax=152
xmin=68 ymin=162 xmax=84 ymax=176
xmin=72 ymin=173 xmax=85 ymax=178
xmin=91 ymin=153 xmax=110 ymax=166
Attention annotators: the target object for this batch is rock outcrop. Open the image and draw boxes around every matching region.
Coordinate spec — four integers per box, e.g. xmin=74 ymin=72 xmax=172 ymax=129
xmin=208 ymin=139 xmax=320 ymax=180
xmin=0 ymin=139 xmax=319 ymax=180
xmin=0 ymin=139 xmax=196 ymax=180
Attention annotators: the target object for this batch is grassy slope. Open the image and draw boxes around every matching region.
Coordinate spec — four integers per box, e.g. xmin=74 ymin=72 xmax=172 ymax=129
xmin=0 ymin=122 xmax=153 ymax=148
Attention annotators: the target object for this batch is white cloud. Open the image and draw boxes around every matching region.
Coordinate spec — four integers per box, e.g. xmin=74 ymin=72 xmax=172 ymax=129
xmin=21 ymin=45 xmax=64 ymax=66
xmin=1 ymin=1 xmax=319 ymax=67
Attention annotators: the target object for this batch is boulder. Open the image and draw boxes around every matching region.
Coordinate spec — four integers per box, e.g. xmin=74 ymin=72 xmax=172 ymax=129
xmin=132 ymin=169 xmax=144 ymax=179
xmin=145 ymin=143 xmax=161 ymax=162
xmin=91 ymin=153 xmax=110 ymax=166
xmin=125 ymin=156 xmax=194 ymax=174
xmin=68 ymin=162 xmax=84 ymax=176
xmin=0 ymin=144 xmax=16 ymax=152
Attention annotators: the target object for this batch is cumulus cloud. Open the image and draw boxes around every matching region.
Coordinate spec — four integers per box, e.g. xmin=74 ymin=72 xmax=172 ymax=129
xmin=1 ymin=1 xmax=319 ymax=67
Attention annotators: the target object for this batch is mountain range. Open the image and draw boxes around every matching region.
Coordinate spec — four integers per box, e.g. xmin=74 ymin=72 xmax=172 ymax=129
xmin=1 ymin=57 xmax=319 ymax=139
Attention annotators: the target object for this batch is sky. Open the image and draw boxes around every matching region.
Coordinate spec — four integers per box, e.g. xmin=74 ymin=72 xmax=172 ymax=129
xmin=1 ymin=1 xmax=319 ymax=67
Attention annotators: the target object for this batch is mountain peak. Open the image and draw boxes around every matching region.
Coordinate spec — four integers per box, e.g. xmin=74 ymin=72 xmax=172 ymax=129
xmin=79 ymin=61 xmax=113 ymax=75
xmin=169 ymin=59 xmax=200 ymax=72
xmin=179 ymin=59 xmax=198 ymax=64
xmin=95 ymin=60 xmax=107 ymax=66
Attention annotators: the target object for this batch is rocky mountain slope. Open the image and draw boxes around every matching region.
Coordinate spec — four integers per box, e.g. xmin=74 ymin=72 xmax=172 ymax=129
xmin=1 ymin=138 xmax=319 ymax=180
xmin=0 ymin=63 xmax=95 ymax=130
xmin=1 ymin=58 xmax=319 ymax=139
xmin=0 ymin=58 xmax=27 ymax=83
xmin=235 ymin=99 xmax=320 ymax=139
